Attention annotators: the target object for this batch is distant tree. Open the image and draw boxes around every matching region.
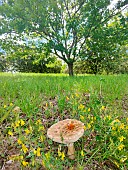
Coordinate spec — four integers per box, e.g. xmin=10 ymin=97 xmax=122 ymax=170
xmin=2 ymin=46 xmax=62 ymax=73
xmin=74 ymin=43 xmax=128 ymax=75
xmin=0 ymin=0 xmax=127 ymax=75
xmin=80 ymin=12 xmax=128 ymax=73
xmin=46 ymin=59 xmax=62 ymax=73
xmin=115 ymin=44 xmax=128 ymax=74
xmin=0 ymin=54 xmax=8 ymax=72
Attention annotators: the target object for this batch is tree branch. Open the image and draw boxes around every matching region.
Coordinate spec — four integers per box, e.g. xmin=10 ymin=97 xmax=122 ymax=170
xmin=61 ymin=11 xmax=67 ymax=49
xmin=78 ymin=4 xmax=127 ymax=56
xmin=63 ymin=0 xmax=71 ymax=18
xmin=68 ymin=30 xmax=78 ymax=57
xmin=91 ymin=5 xmax=127 ymax=36
xmin=74 ymin=0 xmax=86 ymax=16
xmin=52 ymin=49 xmax=67 ymax=62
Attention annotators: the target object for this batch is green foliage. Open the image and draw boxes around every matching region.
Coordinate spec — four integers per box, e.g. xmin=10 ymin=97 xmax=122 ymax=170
xmin=0 ymin=0 xmax=127 ymax=75
xmin=74 ymin=57 xmax=128 ymax=75
xmin=74 ymin=43 xmax=128 ymax=75
xmin=9 ymin=51 xmax=62 ymax=73
xmin=0 ymin=54 xmax=8 ymax=72
xmin=46 ymin=59 xmax=62 ymax=73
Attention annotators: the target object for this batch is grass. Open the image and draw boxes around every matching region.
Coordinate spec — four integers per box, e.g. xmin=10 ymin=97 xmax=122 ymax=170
xmin=0 ymin=72 xmax=128 ymax=170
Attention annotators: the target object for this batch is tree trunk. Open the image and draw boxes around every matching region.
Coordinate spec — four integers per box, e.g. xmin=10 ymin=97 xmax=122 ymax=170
xmin=68 ymin=62 xmax=74 ymax=76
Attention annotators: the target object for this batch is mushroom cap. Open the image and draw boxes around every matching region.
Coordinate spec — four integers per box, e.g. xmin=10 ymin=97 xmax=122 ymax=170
xmin=47 ymin=119 xmax=84 ymax=144
xmin=13 ymin=106 xmax=21 ymax=113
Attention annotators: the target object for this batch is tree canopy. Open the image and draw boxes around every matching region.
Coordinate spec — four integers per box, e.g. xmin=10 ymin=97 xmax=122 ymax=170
xmin=0 ymin=0 xmax=128 ymax=75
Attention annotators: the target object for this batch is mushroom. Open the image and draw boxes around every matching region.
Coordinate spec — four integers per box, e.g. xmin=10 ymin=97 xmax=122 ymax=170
xmin=47 ymin=119 xmax=84 ymax=159
xmin=13 ymin=106 xmax=21 ymax=113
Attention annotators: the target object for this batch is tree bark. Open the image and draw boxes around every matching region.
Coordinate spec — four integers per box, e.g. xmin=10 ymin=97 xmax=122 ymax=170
xmin=68 ymin=62 xmax=74 ymax=76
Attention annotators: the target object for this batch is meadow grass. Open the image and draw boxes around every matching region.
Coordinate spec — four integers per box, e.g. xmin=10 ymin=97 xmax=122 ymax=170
xmin=0 ymin=73 xmax=128 ymax=170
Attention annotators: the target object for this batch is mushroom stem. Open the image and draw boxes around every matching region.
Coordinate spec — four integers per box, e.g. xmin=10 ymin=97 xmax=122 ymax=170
xmin=67 ymin=143 xmax=75 ymax=159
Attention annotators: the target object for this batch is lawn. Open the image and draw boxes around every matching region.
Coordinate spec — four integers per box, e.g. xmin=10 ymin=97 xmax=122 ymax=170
xmin=0 ymin=73 xmax=128 ymax=170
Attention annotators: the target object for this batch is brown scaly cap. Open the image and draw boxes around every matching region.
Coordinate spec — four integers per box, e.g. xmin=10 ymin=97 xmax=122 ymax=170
xmin=47 ymin=119 xmax=84 ymax=144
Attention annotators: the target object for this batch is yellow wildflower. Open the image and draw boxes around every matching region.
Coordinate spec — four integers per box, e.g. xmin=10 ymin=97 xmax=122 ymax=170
xmin=37 ymin=147 xmax=41 ymax=157
xmin=45 ymin=103 xmax=48 ymax=107
xmin=120 ymin=157 xmax=127 ymax=163
xmin=37 ymin=119 xmax=41 ymax=123
xmin=25 ymin=129 xmax=30 ymax=135
xmin=90 ymin=120 xmax=94 ymax=124
xmin=20 ymin=119 xmax=25 ymax=126
xmin=36 ymin=119 xmax=41 ymax=125
xmin=115 ymin=119 xmax=120 ymax=123
xmin=112 ymin=126 xmax=116 ymax=130
xmin=22 ymin=161 xmax=28 ymax=167
xmin=119 ymin=123 xmax=125 ymax=130
xmin=118 ymin=136 xmax=126 ymax=142
xmin=10 ymin=103 xmax=13 ymax=106
xmin=58 ymin=150 xmax=62 ymax=157
xmin=126 ymin=118 xmax=128 ymax=121
xmin=93 ymin=116 xmax=96 ymax=121
xmin=33 ymin=149 xmax=37 ymax=155
xmin=45 ymin=152 xmax=50 ymax=160
xmin=78 ymin=104 xmax=85 ymax=110
xmin=4 ymin=105 xmax=7 ymax=108
xmin=8 ymin=130 xmax=13 ymax=136
xmin=75 ymin=93 xmax=79 ymax=97
xmin=81 ymin=150 xmax=84 ymax=157
xmin=15 ymin=121 xmax=20 ymax=127
xmin=84 ymin=126 xmax=86 ymax=130
xmin=88 ymin=108 xmax=90 ymax=112
xmin=19 ymin=155 xmax=23 ymax=160
xmin=61 ymin=152 xmax=65 ymax=161
xmin=107 ymin=115 xmax=111 ymax=120
xmin=22 ymin=144 xmax=28 ymax=153
xmin=66 ymin=96 xmax=69 ymax=100
xmin=118 ymin=144 xmax=125 ymax=151
xmin=38 ymin=126 xmax=44 ymax=131
xmin=40 ymin=135 xmax=45 ymax=142
xmin=114 ymin=161 xmax=119 ymax=168
xmin=83 ymin=109 xmax=86 ymax=112
xmin=17 ymin=139 xmax=22 ymax=145
xmin=80 ymin=115 xmax=84 ymax=120
xmin=87 ymin=123 xmax=91 ymax=129
xmin=58 ymin=148 xmax=62 ymax=157
xmin=101 ymin=106 xmax=105 ymax=110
